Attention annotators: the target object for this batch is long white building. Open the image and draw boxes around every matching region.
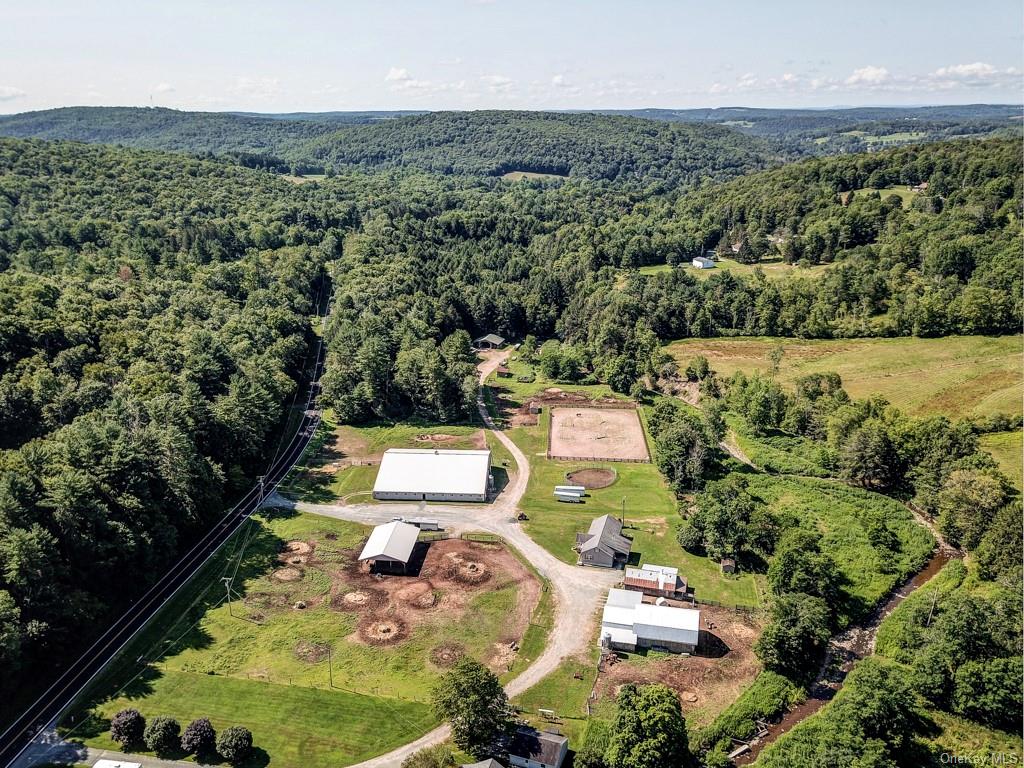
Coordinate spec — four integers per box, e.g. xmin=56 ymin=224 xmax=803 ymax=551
xmin=600 ymin=588 xmax=700 ymax=654
xmin=372 ymin=448 xmax=492 ymax=502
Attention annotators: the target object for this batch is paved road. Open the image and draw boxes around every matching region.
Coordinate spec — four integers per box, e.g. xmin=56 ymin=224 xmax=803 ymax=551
xmin=3 ymin=287 xmax=333 ymax=768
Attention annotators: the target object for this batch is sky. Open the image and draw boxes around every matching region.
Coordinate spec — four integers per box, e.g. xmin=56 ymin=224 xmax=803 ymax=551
xmin=1 ymin=0 xmax=1021 ymax=114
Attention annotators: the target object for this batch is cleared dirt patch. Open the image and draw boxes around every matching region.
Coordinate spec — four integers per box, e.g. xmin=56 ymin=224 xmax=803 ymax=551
xmin=430 ymin=642 xmax=465 ymax=668
xmin=597 ymin=605 xmax=764 ymax=729
xmin=395 ymin=580 xmax=438 ymax=609
xmin=550 ymin=407 xmax=650 ymax=461
xmin=294 ymin=640 xmax=331 ymax=663
xmin=442 ymin=553 xmax=492 ymax=585
xmin=566 ymin=467 xmax=617 ymax=489
xmin=359 ymin=616 xmax=409 ymax=645
xmin=331 ymin=588 xmax=387 ymax=612
xmin=272 ymin=567 xmax=303 ymax=582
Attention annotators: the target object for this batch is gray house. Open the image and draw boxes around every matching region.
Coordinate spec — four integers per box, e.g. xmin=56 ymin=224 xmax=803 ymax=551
xmin=473 ymin=333 xmax=506 ymax=349
xmin=507 ymin=728 xmax=568 ymax=768
xmin=575 ymin=514 xmax=632 ymax=568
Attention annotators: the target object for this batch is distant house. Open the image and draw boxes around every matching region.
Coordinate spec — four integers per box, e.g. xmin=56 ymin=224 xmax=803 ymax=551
xmin=496 ymin=364 xmax=513 ymax=378
xmin=473 ymin=333 xmax=506 ymax=349
xmin=358 ymin=520 xmax=420 ymax=574
xmin=911 ymin=181 xmax=930 ymax=192
xmin=507 ymin=728 xmax=568 ymax=768
xmin=600 ymin=588 xmax=701 ymax=654
xmin=624 ymin=563 xmax=688 ymax=599
xmin=463 ymin=760 xmax=505 ymax=768
xmin=576 ymin=514 xmax=632 ymax=568
xmin=692 ymin=256 xmax=716 ymax=269
xmin=720 ymin=557 xmax=736 ymax=574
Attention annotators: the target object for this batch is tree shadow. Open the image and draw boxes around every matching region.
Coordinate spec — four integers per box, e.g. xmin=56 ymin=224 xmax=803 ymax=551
xmin=237 ymin=746 xmax=271 ymax=768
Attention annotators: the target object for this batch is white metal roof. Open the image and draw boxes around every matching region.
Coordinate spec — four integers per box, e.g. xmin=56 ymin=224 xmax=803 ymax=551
xmin=601 ymin=624 xmax=638 ymax=647
xmin=600 ymin=588 xmax=700 ymax=647
xmin=634 ymin=603 xmax=701 ymax=633
xmin=373 ymin=449 xmax=491 ymax=497
xmin=606 ymin=587 xmax=643 ymax=608
xmin=94 ymin=761 xmax=141 ymax=768
xmin=358 ymin=520 xmax=420 ymax=563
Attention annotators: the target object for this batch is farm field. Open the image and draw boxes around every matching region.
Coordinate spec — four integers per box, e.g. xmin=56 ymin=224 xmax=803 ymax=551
xmin=500 ymin=170 xmax=569 ymax=181
xmin=635 ymin=258 xmax=830 ymax=282
xmin=978 ymin=430 xmax=1023 ymax=489
xmin=67 ymin=510 xmax=542 ymax=768
xmin=666 ymin=335 xmax=1023 ymax=419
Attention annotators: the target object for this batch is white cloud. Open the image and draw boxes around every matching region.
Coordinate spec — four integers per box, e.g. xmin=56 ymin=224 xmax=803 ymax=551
xmin=933 ymin=62 xmax=996 ymax=78
xmin=153 ymin=82 xmax=175 ymax=94
xmin=845 ymin=65 xmax=890 ymax=86
xmin=551 ymin=74 xmax=568 ymax=87
xmin=0 ymin=86 xmax=25 ymax=101
xmin=480 ymin=74 xmax=513 ymax=92
xmin=232 ymin=76 xmax=281 ymax=100
xmin=385 ymin=67 xmax=411 ymax=83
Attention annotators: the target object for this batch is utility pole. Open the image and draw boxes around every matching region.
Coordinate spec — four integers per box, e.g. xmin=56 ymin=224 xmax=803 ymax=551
xmin=327 ymin=647 xmax=333 ymax=688
xmin=221 ymin=576 xmax=234 ymax=617
xmin=257 ymin=475 xmax=266 ymax=504
xmin=621 ymin=497 xmax=626 ymax=526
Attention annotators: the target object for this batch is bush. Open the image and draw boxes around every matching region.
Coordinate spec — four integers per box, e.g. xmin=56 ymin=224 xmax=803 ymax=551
xmin=217 ymin=725 xmax=253 ymax=764
xmin=180 ymin=717 xmax=217 ymax=756
xmin=575 ymin=718 xmax=611 ymax=768
xmin=143 ymin=715 xmax=180 ymax=755
xmin=109 ymin=708 xmax=145 ymax=749
xmin=400 ymin=744 xmax=456 ymax=768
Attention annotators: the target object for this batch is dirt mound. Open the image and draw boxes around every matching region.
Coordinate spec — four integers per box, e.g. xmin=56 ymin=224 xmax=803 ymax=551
xmin=359 ymin=617 xmax=408 ymax=645
xmin=273 ymin=567 xmax=303 ymax=582
xmin=284 ymin=540 xmax=312 ymax=555
xmin=443 ymin=553 xmax=491 ymax=585
xmin=415 ymin=433 xmax=460 ymax=443
xmin=331 ymin=588 xmax=387 ymax=612
xmin=294 ymin=640 xmax=331 ymax=663
xmin=396 ymin=581 xmax=437 ymax=609
xmin=488 ymin=641 xmax=518 ymax=671
xmin=567 ymin=467 xmax=617 ymax=489
xmin=430 ymin=642 xmax=465 ymax=668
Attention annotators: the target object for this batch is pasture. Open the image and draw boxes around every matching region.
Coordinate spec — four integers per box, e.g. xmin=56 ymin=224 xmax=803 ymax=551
xmin=635 ymin=259 xmax=830 ymax=282
xmin=500 ymin=170 xmax=569 ymax=181
xmin=66 ymin=511 xmax=541 ymax=768
xmin=666 ymin=335 xmax=1023 ymax=419
xmin=978 ymin=430 xmax=1023 ymax=490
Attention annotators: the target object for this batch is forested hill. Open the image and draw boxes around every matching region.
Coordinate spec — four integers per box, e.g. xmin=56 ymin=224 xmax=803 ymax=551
xmin=0 ymin=107 xmax=783 ymax=185
xmin=0 ymin=137 xmax=360 ymax=703
xmin=302 ymin=110 xmax=781 ymax=183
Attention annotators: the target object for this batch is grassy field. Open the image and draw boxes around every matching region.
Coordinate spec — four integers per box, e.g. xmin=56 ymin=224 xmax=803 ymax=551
xmin=666 ymin=335 xmax=1023 ymax=419
xmin=66 ymin=510 xmax=541 ymax=768
xmin=500 ymin=170 xmax=569 ymax=181
xmin=635 ymin=259 xmax=830 ymax=283
xmin=849 ymin=184 xmax=919 ymax=207
xmin=978 ymin=430 xmax=1022 ymax=489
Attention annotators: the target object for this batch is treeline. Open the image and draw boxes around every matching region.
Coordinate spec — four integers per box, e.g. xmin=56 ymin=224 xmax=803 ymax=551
xmin=0 ymin=138 xmax=355 ymax=706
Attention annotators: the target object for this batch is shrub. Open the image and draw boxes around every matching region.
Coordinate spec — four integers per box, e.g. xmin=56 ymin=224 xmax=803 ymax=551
xmin=400 ymin=744 xmax=456 ymax=768
xmin=180 ymin=717 xmax=217 ymax=756
xmin=109 ymin=708 xmax=145 ymax=749
xmin=143 ymin=715 xmax=180 ymax=755
xmin=217 ymin=725 xmax=253 ymax=764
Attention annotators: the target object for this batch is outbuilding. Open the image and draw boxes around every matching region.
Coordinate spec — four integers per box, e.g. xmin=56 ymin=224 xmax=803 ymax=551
xmin=358 ymin=520 xmax=421 ymax=574
xmin=692 ymin=256 xmax=716 ymax=269
xmin=600 ymin=587 xmax=701 ymax=654
xmin=372 ymin=449 xmax=492 ymax=502
xmin=473 ymin=333 xmax=506 ymax=349
xmin=624 ymin=563 xmax=688 ymax=599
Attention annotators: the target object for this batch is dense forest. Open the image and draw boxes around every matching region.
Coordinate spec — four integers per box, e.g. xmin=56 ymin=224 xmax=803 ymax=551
xmin=0 ymin=138 xmax=361 ymax=701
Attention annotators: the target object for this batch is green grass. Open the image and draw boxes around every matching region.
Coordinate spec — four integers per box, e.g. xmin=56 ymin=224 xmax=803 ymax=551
xmin=65 ymin=510 xmax=541 ymax=768
xmin=666 ymin=335 xmax=1023 ymax=419
xmin=506 ymin=404 xmax=765 ymax=607
xmin=691 ymin=671 xmax=805 ymax=755
xmin=726 ymin=414 xmax=833 ymax=477
xmin=979 ymin=430 xmax=1022 ymax=490
xmin=849 ymin=184 xmax=918 ymax=207
xmin=500 ymin=170 xmax=569 ymax=181
xmin=688 ymin=257 xmax=831 ymax=282
xmin=512 ymin=650 xmax=601 ymax=746
xmin=744 ymin=475 xmax=935 ymax=621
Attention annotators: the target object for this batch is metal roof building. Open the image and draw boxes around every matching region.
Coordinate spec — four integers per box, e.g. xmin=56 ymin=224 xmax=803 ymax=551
xmin=372 ymin=448 xmax=492 ymax=502
xmin=624 ymin=563 xmax=687 ymax=598
xmin=600 ymin=587 xmax=700 ymax=654
xmin=576 ymin=514 xmax=632 ymax=568
xmin=358 ymin=520 xmax=420 ymax=571
xmin=473 ymin=333 xmax=506 ymax=349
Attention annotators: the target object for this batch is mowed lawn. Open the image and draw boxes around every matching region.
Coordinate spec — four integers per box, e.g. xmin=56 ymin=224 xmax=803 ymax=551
xmin=979 ymin=430 xmax=1023 ymax=490
xmin=67 ymin=511 xmax=536 ymax=768
xmin=634 ymin=259 xmax=830 ymax=283
xmin=666 ymin=335 xmax=1023 ymax=419
xmin=507 ymin=404 xmax=764 ymax=607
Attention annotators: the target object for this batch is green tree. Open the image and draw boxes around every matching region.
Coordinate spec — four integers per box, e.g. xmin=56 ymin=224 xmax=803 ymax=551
xmin=180 ymin=718 xmax=217 ymax=756
xmin=431 ymin=657 xmax=510 ymax=757
xmin=604 ymin=684 xmax=689 ymax=768
xmin=110 ymin=709 xmax=146 ymax=749
xmin=143 ymin=716 xmax=180 ymax=755
xmin=400 ymin=744 xmax=457 ymax=768
xmin=216 ymin=725 xmax=253 ymax=764
xmin=755 ymin=593 xmax=832 ymax=681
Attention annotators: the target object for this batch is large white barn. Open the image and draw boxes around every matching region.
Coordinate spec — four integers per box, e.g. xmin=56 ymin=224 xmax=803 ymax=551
xmin=599 ymin=588 xmax=701 ymax=654
xmin=372 ymin=448 xmax=492 ymax=502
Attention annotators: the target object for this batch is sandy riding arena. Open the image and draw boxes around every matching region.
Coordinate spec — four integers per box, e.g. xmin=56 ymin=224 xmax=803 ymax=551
xmin=549 ymin=407 xmax=650 ymax=461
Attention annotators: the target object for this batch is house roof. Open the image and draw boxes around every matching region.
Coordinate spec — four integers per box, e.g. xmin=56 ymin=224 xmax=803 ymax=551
xmin=579 ymin=514 xmax=632 ymax=557
xmin=474 ymin=333 xmax=505 ymax=345
xmin=625 ymin=563 xmax=686 ymax=591
xmin=358 ymin=520 xmax=420 ymax=564
xmin=601 ymin=587 xmax=700 ymax=646
xmin=462 ymin=761 xmax=505 ymax=768
xmin=373 ymin=448 xmax=491 ymax=498
xmin=508 ymin=728 xmax=567 ymax=765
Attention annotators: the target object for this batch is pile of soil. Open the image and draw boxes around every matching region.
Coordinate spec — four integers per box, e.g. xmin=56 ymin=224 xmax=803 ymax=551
xmin=430 ymin=642 xmax=465 ymax=668
xmin=272 ymin=567 xmax=303 ymax=582
xmin=331 ymin=588 xmax=387 ymax=612
xmin=443 ymin=553 xmax=491 ymax=585
xmin=397 ymin=581 xmax=437 ymax=609
xmin=567 ymin=467 xmax=617 ymax=489
xmin=359 ymin=617 xmax=408 ymax=645
xmin=294 ymin=640 xmax=331 ymax=663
